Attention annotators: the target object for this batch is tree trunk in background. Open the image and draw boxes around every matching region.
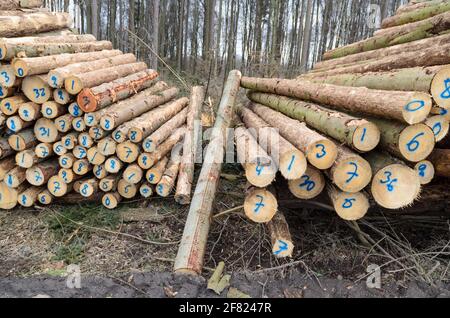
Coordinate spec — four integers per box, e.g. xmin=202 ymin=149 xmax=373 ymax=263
xmin=300 ymin=0 xmax=313 ymax=73
xmin=128 ymin=0 xmax=135 ymax=54
xmin=152 ymin=0 xmax=160 ymax=70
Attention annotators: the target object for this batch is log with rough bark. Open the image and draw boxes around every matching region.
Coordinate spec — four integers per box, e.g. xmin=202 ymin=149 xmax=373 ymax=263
xmin=174 ymin=70 xmax=242 ymax=275
xmin=366 ymin=151 xmax=421 ymax=209
xmin=396 ymin=0 xmax=446 ymax=15
xmin=156 ymin=145 xmax=183 ymax=197
xmin=413 ymin=160 xmax=435 ymax=184
xmin=102 ymin=192 xmax=122 ymax=209
xmin=0 ymin=156 xmax=16 ymax=181
xmin=145 ymin=157 xmax=169 ymax=184
xmin=47 ymin=53 xmax=137 ymax=88
xmin=244 ymin=186 xmax=278 ymax=223
xmin=137 ymin=127 xmax=186 ymax=169
xmin=311 ymin=33 xmax=450 ymax=73
xmin=0 ymin=0 xmax=43 ymax=10
xmin=103 ymin=87 xmax=179 ymax=134
xmin=124 ymin=98 xmax=188 ymax=143
xmin=0 ymin=11 xmax=72 ymax=38
xmin=8 ymin=128 xmax=37 ymax=152
xmin=242 ymin=77 xmax=432 ymax=125
xmin=371 ymin=118 xmax=435 ymax=162
xmin=328 ymin=185 xmax=369 ymax=221
xmin=13 ymin=50 xmax=122 ymax=77
xmin=247 ymin=102 xmax=338 ymax=170
xmin=0 ymin=182 xmax=27 ymax=210
xmin=239 ymin=107 xmax=307 ymax=180
xmin=234 ymin=126 xmax=277 ymax=188
xmin=322 ymin=11 xmax=450 ymax=60
xmin=428 ymin=148 xmax=450 ymax=177
xmin=1 ymin=41 xmax=113 ymax=61
xmin=1 ymin=34 xmax=95 ymax=47
xmin=247 ymin=92 xmax=380 ymax=152
xmin=174 ymin=86 xmax=205 ymax=204
xmin=83 ymin=81 xmax=168 ymax=127
xmin=65 ymin=62 xmax=148 ymax=95
xmin=18 ymin=186 xmax=44 ymax=207
xmin=425 ymin=115 xmax=449 ymax=142
xmin=266 ymin=211 xmax=294 ymax=258
xmin=288 ymin=165 xmax=326 ymax=200
xmin=77 ymin=69 xmax=160 ymax=112
xmin=21 ymin=74 xmax=51 ymax=104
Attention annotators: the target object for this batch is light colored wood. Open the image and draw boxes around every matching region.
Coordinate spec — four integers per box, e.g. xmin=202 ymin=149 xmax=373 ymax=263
xmin=78 ymin=133 xmax=94 ymax=148
xmin=8 ymin=128 xmax=37 ymax=152
xmin=7 ymin=115 xmax=33 ymax=132
xmin=0 ymin=0 xmax=43 ymax=10
xmin=86 ymin=146 xmax=106 ymax=165
xmin=104 ymin=156 xmax=123 ymax=174
xmin=78 ymin=178 xmax=98 ymax=198
xmin=97 ymin=137 xmax=117 ymax=156
xmin=117 ymin=179 xmax=138 ymax=199
xmin=18 ymin=102 xmax=41 ymax=122
xmin=4 ymin=166 xmax=26 ymax=188
xmin=0 ymin=182 xmax=27 ymax=210
xmin=18 ymin=186 xmax=44 ymax=207
xmin=99 ymin=175 xmax=120 ymax=192
xmin=244 ymin=187 xmax=278 ymax=223
xmin=288 ymin=165 xmax=326 ymax=200
xmin=72 ymin=159 xmax=92 ymax=176
xmin=47 ymin=175 xmax=71 ymax=197
xmin=328 ymin=185 xmax=369 ymax=221
xmin=0 ymin=85 xmax=15 ymax=99
xmin=116 ymin=141 xmax=140 ymax=163
xmin=34 ymin=142 xmax=53 ymax=159
xmin=413 ymin=160 xmax=435 ymax=185
xmin=55 ymin=114 xmax=75 ymax=133
xmin=145 ymin=156 xmax=169 ymax=184
xmin=156 ymin=145 xmax=182 ymax=197
xmin=266 ymin=212 xmax=294 ymax=258
xmin=1 ymin=95 xmax=27 ymax=115
xmin=0 ymin=156 xmax=16 ymax=181
xmin=139 ymin=183 xmax=154 ymax=198
xmin=431 ymin=66 xmax=450 ymax=109
xmin=88 ymin=126 xmax=107 ymax=140
xmin=72 ymin=117 xmax=87 ymax=132
xmin=59 ymin=153 xmax=75 ymax=169
xmin=102 ymin=192 xmax=122 ymax=209
xmin=37 ymin=189 xmax=53 ymax=205
xmin=0 ymin=65 xmax=18 ymax=88
xmin=72 ymin=145 xmax=87 ymax=159
xmin=61 ymin=133 xmax=78 ymax=150
xmin=58 ymin=168 xmax=78 ymax=184
xmin=15 ymin=149 xmax=41 ymax=168
xmin=123 ymin=164 xmax=144 ymax=185
xmin=41 ymin=101 xmax=66 ymax=119
xmin=53 ymin=88 xmax=72 ymax=105
xmin=68 ymin=102 xmax=83 ymax=117
xmin=21 ymin=74 xmax=51 ymax=104
xmin=93 ymin=164 xmax=108 ymax=179
xmin=425 ymin=115 xmax=449 ymax=142
xmin=53 ymin=141 xmax=67 ymax=156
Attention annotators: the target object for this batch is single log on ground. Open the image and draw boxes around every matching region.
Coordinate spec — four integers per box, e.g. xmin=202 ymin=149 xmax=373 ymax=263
xmin=145 ymin=157 xmax=169 ymax=184
xmin=8 ymin=128 xmax=37 ymax=152
xmin=0 ymin=156 xmax=16 ymax=181
xmin=371 ymin=118 xmax=435 ymax=162
xmin=103 ymin=87 xmax=179 ymax=134
xmin=327 ymin=185 xmax=369 ymax=221
xmin=239 ymin=107 xmax=307 ymax=180
xmin=1 ymin=95 xmax=27 ymax=115
xmin=234 ymin=125 xmax=277 ymax=188
xmin=244 ymin=186 xmax=278 ymax=223
xmin=18 ymin=186 xmax=44 ymax=207
xmin=428 ymin=148 xmax=450 ymax=177
xmin=0 ymin=182 xmax=27 ymax=210
xmin=125 ymin=98 xmax=188 ymax=143
xmin=77 ymin=69 xmax=160 ymax=112
xmin=18 ymin=102 xmax=41 ymax=122
xmin=266 ymin=212 xmax=294 ymax=258
xmin=288 ymin=165 xmax=326 ymax=200
xmin=13 ymin=49 xmax=122 ymax=77
xmin=242 ymin=77 xmax=432 ymax=125
xmin=366 ymin=151 xmax=421 ymax=209
xmin=322 ymin=11 xmax=450 ymax=60
xmin=425 ymin=115 xmax=449 ymax=142
xmin=413 ymin=160 xmax=435 ymax=184
xmin=0 ymin=11 xmax=72 ymax=38
xmin=102 ymin=192 xmax=122 ymax=209
xmin=1 ymin=41 xmax=113 ymax=61
xmin=247 ymin=102 xmax=338 ymax=169
xmin=48 ymin=53 xmax=136 ymax=88
xmin=21 ymin=74 xmax=51 ymax=104
xmin=65 ymin=62 xmax=147 ymax=95
xmin=174 ymin=70 xmax=242 ymax=275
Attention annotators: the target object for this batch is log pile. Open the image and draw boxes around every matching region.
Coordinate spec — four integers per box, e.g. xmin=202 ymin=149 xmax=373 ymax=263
xmin=0 ymin=9 xmax=201 ymax=211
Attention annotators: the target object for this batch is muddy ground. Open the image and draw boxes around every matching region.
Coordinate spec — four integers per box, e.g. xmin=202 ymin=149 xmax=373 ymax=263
xmin=0 ymin=167 xmax=449 ymax=298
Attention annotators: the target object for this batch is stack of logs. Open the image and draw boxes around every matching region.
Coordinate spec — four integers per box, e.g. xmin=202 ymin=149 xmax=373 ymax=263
xmin=0 ymin=8 xmax=203 ymax=211
xmin=233 ymin=0 xmax=450 ymax=258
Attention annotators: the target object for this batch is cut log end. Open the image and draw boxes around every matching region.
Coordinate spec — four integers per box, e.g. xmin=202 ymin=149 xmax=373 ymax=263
xmin=306 ymin=139 xmax=338 ymax=170
xmin=116 ymin=142 xmax=140 ymax=163
xmin=77 ymin=89 xmax=98 ymax=112
xmin=64 ymin=76 xmax=83 ymax=95
xmin=431 ymin=66 xmax=450 ymax=109
xmin=401 ymin=93 xmax=433 ymax=125
xmin=22 ymin=76 xmax=52 ymax=104
xmin=333 ymin=155 xmax=372 ymax=193
xmin=328 ymin=186 xmax=369 ymax=221
xmin=47 ymin=176 xmax=69 ymax=197
xmin=399 ymin=124 xmax=435 ymax=162
xmin=105 ymin=157 xmax=123 ymax=173
xmin=100 ymin=115 xmax=116 ymax=132
xmin=245 ymin=161 xmax=277 ymax=188
xmin=38 ymin=190 xmax=53 ymax=205
xmin=13 ymin=60 xmax=29 ymax=78
xmin=18 ymin=187 xmax=42 ymax=207
xmin=414 ymin=160 xmax=435 ymax=185
xmin=59 ymin=168 xmax=76 ymax=184
xmin=73 ymin=159 xmax=92 ymax=176
xmin=102 ymin=192 xmax=122 ymax=209
xmin=34 ymin=118 xmax=59 ymax=143
xmin=15 ymin=150 xmax=37 ymax=168
xmin=0 ymin=182 xmax=19 ymax=210
xmin=288 ymin=166 xmax=326 ymax=200
xmin=371 ymin=164 xmax=421 ymax=210
xmin=426 ymin=115 xmax=449 ymax=143
xmin=279 ymin=149 xmax=307 ymax=180
xmin=244 ymin=188 xmax=278 ymax=223
xmin=123 ymin=164 xmax=143 ymax=185
xmin=139 ymin=183 xmax=153 ymax=198
xmin=79 ymin=179 xmax=98 ymax=198
xmin=118 ymin=179 xmax=138 ymax=199
xmin=352 ymin=122 xmax=381 ymax=153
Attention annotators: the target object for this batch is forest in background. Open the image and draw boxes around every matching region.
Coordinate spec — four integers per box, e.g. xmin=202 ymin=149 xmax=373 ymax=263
xmin=42 ymin=0 xmax=407 ymax=84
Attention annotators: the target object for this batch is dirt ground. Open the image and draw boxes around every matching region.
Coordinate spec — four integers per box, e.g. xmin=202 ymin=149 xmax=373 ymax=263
xmin=0 ymin=166 xmax=449 ymax=298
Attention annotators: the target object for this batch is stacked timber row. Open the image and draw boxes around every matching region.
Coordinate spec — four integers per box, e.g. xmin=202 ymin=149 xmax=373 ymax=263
xmin=230 ymin=0 xmax=450 ymax=260
xmin=0 ymin=9 xmax=202 ymax=211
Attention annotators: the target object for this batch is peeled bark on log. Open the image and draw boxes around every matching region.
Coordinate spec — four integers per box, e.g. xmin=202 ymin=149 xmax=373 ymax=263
xmin=145 ymin=157 xmax=169 ymax=184
xmin=247 ymin=102 xmax=338 ymax=170
xmin=77 ymin=69 xmax=160 ymax=112
xmin=0 ymin=11 xmax=72 ymax=38
xmin=413 ymin=160 xmax=435 ymax=184
xmin=41 ymin=101 xmax=66 ymax=119
xmin=239 ymin=107 xmax=307 ymax=180
xmin=242 ymin=77 xmax=432 ymax=125
xmin=34 ymin=142 xmax=53 ymax=159
xmin=8 ymin=128 xmax=37 ymax=152
xmin=117 ymin=179 xmax=139 ymax=199
xmin=102 ymin=192 xmax=122 ymax=209
xmin=247 ymin=92 xmax=380 ymax=152
xmin=18 ymin=102 xmax=41 ymax=122
xmin=65 ymin=62 xmax=147 ymax=95
xmin=15 ymin=149 xmax=41 ymax=168
xmin=124 ymin=98 xmax=188 ymax=143
xmin=174 ymin=70 xmax=242 ymax=275
xmin=366 ymin=151 xmax=421 ymax=209
xmin=244 ymin=186 xmax=278 ymax=223
xmin=156 ymin=146 xmax=182 ymax=197
xmin=371 ymin=118 xmax=435 ymax=162
xmin=0 ymin=156 xmax=16 ymax=181
xmin=382 ymin=2 xmax=450 ymax=29
xmin=1 ymin=41 xmax=113 ymax=61
xmin=102 ymin=87 xmax=179 ymax=134
xmin=1 ymin=95 xmax=27 ymax=115
xmin=425 ymin=115 xmax=449 ymax=142
xmin=48 ymin=53 xmax=136 ymax=88
xmin=21 ymin=74 xmax=51 ymax=104
xmin=123 ymin=164 xmax=144 ymax=185
xmin=428 ymin=148 xmax=450 ymax=177
xmin=4 ymin=166 xmax=26 ymax=188
xmin=174 ymin=86 xmax=205 ymax=204
xmin=288 ymin=165 xmax=326 ymax=200
xmin=323 ymin=11 xmax=450 ymax=60
xmin=13 ymin=50 xmax=122 ymax=77
xmin=0 ymin=182 xmax=27 ymax=210
xmin=137 ymin=127 xmax=186 ymax=169
xmin=234 ymin=126 xmax=277 ymax=188
xmin=328 ymin=185 xmax=370 ymax=221
xmin=0 ymin=0 xmax=43 ymax=10
xmin=83 ymin=81 xmax=168 ymax=127
xmin=266 ymin=211 xmax=294 ymax=258
xmin=17 ymin=185 xmax=44 ymax=207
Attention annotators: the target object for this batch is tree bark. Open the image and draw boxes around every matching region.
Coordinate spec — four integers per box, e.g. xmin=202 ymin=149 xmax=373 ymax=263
xmin=266 ymin=211 xmax=294 ymax=258
xmin=428 ymin=148 xmax=450 ymax=177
